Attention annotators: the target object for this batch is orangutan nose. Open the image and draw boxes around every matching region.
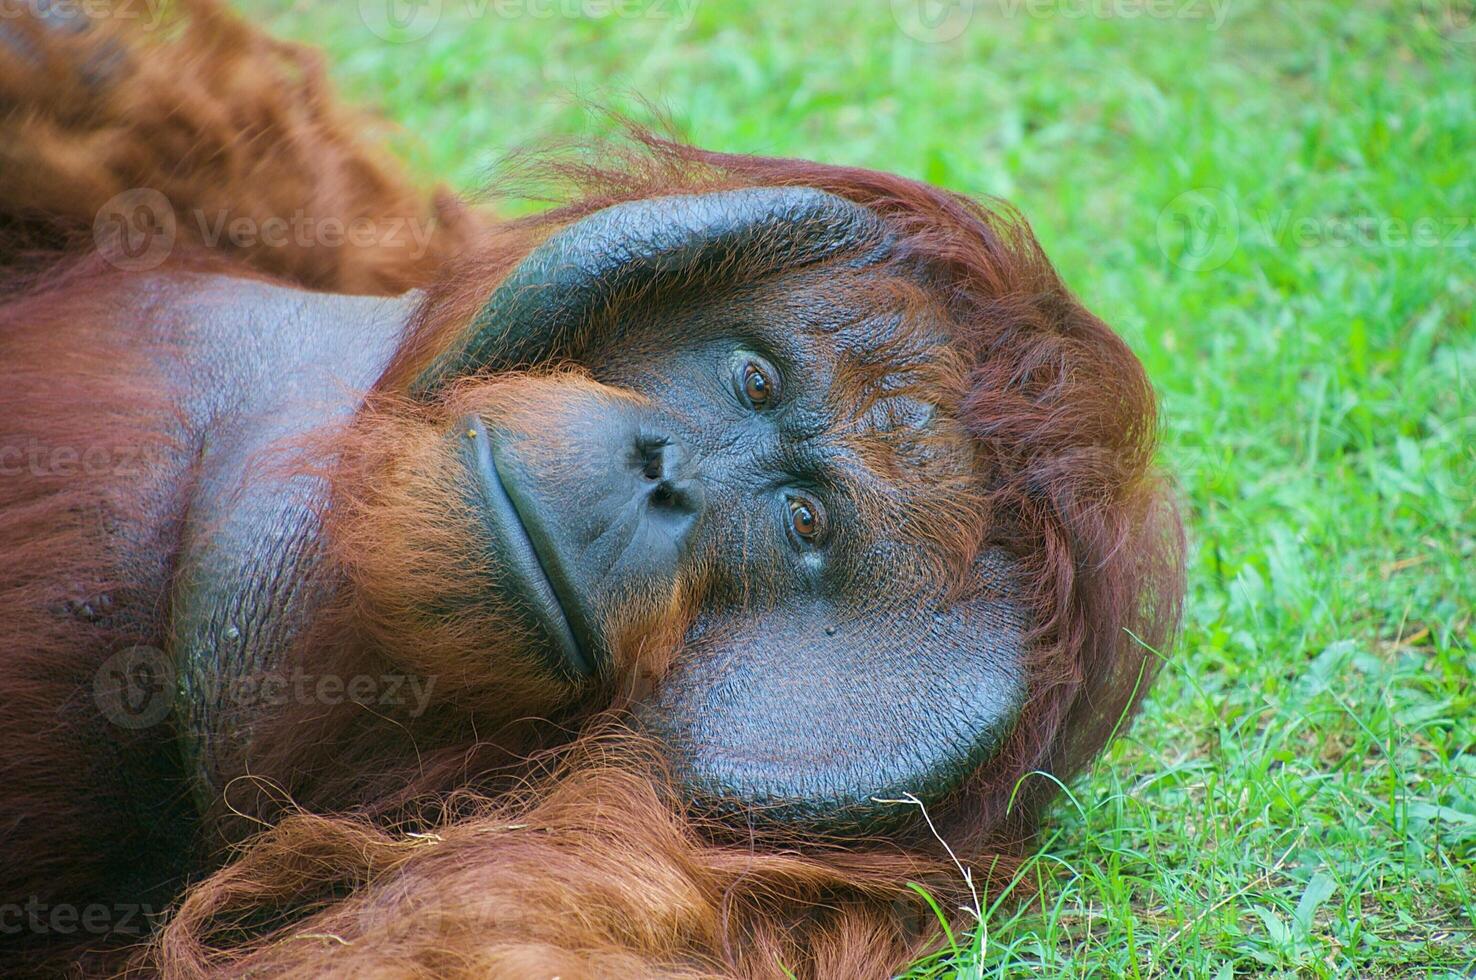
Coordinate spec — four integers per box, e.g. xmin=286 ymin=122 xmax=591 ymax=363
xmin=636 ymin=434 xmax=705 ymax=519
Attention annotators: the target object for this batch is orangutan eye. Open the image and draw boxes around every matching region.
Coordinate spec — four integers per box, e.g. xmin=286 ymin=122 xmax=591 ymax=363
xmin=786 ymin=495 xmax=824 ymax=543
xmin=739 ymin=361 xmax=774 ymax=408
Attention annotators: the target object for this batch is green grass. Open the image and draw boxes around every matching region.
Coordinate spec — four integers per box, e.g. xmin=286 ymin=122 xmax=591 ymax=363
xmin=236 ymin=0 xmax=1475 ymax=974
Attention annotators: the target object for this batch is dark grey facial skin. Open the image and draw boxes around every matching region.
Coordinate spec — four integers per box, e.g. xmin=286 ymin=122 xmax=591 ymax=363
xmin=458 ymin=402 xmax=704 ymax=682
xmin=454 ymin=262 xmax=1029 ymax=830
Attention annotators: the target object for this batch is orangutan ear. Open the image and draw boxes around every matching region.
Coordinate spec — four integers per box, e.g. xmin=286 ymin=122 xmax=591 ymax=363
xmin=410 ymin=186 xmax=893 ymax=399
xmin=636 ymin=550 xmax=1031 ymax=832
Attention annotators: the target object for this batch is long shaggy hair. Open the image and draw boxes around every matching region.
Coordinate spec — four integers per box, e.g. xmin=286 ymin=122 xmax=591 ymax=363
xmin=0 ymin=3 xmax=1183 ymax=976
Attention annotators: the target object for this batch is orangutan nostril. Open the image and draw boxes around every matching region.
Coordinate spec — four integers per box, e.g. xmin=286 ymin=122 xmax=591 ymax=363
xmin=636 ymin=431 xmax=673 ymax=481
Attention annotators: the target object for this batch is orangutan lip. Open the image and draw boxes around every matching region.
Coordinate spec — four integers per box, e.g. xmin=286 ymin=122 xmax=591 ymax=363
xmin=458 ymin=414 xmax=597 ymax=679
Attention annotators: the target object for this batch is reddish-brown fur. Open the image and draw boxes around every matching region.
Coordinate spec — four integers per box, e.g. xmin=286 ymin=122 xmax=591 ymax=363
xmin=0 ymin=4 xmax=1183 ymax=977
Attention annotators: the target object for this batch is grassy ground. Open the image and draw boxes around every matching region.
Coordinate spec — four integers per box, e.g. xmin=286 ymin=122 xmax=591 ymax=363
xmin=237 ymin=1 xmax=1474 ymax=974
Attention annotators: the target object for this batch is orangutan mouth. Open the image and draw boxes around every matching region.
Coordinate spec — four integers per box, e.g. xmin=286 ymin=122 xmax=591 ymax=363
xmin=458 ymin=414 xmax=600 ymax=679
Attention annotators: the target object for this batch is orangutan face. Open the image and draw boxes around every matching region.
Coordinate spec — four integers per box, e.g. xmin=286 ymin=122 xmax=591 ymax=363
xmin=357 ymin=189 xmax=1030 ymax=829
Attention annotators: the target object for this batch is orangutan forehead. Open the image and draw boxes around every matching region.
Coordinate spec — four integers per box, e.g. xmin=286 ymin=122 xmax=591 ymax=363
xmin=796 ymin=347 xmax=977 ymax=580
xmin=791 ymin=292 xmax=982 ymax=575
xmin=807 ymin=268 xmax=965 ymax=393
xmin=822 ymin=304 xmax=972 ymax=470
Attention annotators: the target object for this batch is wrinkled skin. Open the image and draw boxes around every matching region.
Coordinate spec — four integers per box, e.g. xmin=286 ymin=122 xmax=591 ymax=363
xmin=448 ymin=264 xmax=1027 ymax=823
